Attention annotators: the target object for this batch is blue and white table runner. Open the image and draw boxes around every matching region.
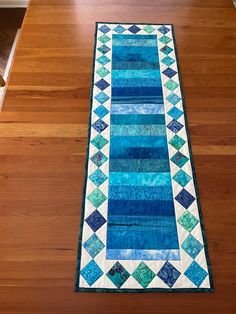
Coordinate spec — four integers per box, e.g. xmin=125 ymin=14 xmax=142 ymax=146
xmin=75 ymin=23 xmax=213 ymax=292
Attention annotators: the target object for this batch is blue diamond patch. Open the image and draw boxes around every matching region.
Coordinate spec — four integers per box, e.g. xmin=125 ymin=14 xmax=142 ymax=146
xmin=95 ymin=79 xmax=110 ymax=91
xmin=158 ymin=25 xmax=171 ymax=34
xmin=94 ymin=105 xmax=109 ymax=119
xmin=83 ymin=234 xmax=105 ymax=258
xmin=80 ymin=260 xmax=103 ymax=286
xmin=99 ymin=24 xmax=111 ymax=34
xmin=85 ymin=209 xmax=106 ymax=231
xmin=157 ymin=261 xmax=181 ymax=288
xmin=94 ymin=91 xmax=109 ymax=104
xmin=184 ymin=261 xmax=208 ymax=287
xmin=175 ymin=188 xmax=195 ymax=209
xmin=89 ymin=168 xmax=107 ymax=186
xmin=128 ymin=24 xmax=141 ymax=34
xmin=168 ymin=107 xmax=183 ymax=120
xmin=166 ymin=93 xmax=181 ymax=105
xmin=92 ymin=119 xmax=108 ymax=133
xmin=167 ymin=119 xmax=184 ymax=133
xmin=162 ymin=67 xmax=177 ymax=78
xmin=181 ymin=234 xmax=203 ymax=259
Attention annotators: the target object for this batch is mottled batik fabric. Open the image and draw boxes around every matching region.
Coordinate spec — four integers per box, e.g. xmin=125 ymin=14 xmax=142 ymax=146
xmin=75 ymin=23 xmax=213 ymax=292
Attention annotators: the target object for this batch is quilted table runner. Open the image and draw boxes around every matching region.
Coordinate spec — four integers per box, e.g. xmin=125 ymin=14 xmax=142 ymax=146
xmin=75 ymin=23 xmax=213 ymax=292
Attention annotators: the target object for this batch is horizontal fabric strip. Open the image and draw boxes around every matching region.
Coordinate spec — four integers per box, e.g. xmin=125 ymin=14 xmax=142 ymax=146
xmin=109 ymin=185 xmax=173 ymax=200
xmin=113 ymin=34 xmax=157 ymax=40
xmin=112 ymin=61 xmax=159 ymax=70
xmin=109 ymin=159 xmax=170 ymax=172
xmin=112 ymin=70 xmax=160 ymax=79
xmin=112 ymin=38 xmax=157 ymax=47
xmin=110 ymin=124 xmax=166 ymax=136
xmin=107 ymin=224 xmax=179 ymax=249
xmin=109 ymin=172 xmax=171 ymax=186
xmin=110 ymin=135 xmax=167 ymax=147
xmin=112 ymin=87 xmax=163 ymax=97
xmin=111 ymin=96 xmax=163 ymax=104
xmin=110 ymin=103 xmax=164 ymax=115
xmin=112 ymin=78 xmax=162 ymax=88
xmin=110 ymin=146 xmax=168 ymax=159
xmin=113 ymin=53 xmax=158 ymax=63
xmin=108 ymin=199 xmax=175 ymax=216
xmin=108 ymin=215 xmax=177 ymax=228
xmin=106 ymin=249 xmax=180 ymax=260
xmin=112 ymin=45 xmax=158 ymax=56
xmin=110 ymin=114 xmax=165 ymax=125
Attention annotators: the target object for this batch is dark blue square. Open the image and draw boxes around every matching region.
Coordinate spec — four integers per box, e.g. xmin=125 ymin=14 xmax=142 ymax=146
xmin=171 ymin=151 xmax=189 ymax=168
xmin=167 ymin=119 xmax=183 ymax=133
xmin=175 ymin=189 xmax=195 ymax=209
xmin=99 ymin=25 xmax=111 ymax=33
xmin=162 ymin=67 xmax=177 ymax=78
xmin=95 ymin=79 xmax=110 ymax=91
xmin=128 ymin=24 xmax=141 ymax=34
xmin=97 ymin=44 xmax=111 ymax=54
xmin=160 ymin=45 xmax=173 ymax=55
xmin=92 ymin=119 xmax=108 ymax=133
xmin=85 ymin=210 xmax=106 ymax=232
xmin=158 ymin=25 xmax=171 ymax=34
xmin=157 ymin=261 xmax=180 ymax=287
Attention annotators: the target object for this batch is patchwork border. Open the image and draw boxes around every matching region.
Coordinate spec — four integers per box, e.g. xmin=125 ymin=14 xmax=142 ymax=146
xmin=75 ymin=22 xmax=214 ymax=293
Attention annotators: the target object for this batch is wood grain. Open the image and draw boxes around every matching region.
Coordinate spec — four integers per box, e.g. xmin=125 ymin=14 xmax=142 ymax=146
xmin=0 ymin=0 xmax=235 ymax=313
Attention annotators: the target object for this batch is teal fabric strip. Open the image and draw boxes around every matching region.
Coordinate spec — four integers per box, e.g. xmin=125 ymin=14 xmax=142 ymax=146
xmin=112 ymin=70 xmax=160 ymax=79
xmin=109 ymin=185 xmax=173 ymax=201
xmin=110 ymin=135 xmax=167 ymax=148
xmin=111 ymin=103 xmax=164 ymax=115
xmin=112 ymin=38 xmax=157 ymax=46
xmin=109 ymin=159 xmax=170 ymax=172
xmin=112 ymin=61 xmax=159 ymax=70
xmin=110 ymin=114 xmax=165 ymax=125
xmin=110 ymin=124 xmax=166 ymax=136
xmin=109 ymin=172 xmax=171 ymax=186
xmin=112 ymin=78 xmax=162 ymax=88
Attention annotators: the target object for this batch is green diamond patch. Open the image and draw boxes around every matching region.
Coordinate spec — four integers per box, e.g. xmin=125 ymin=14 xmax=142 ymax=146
xmin=164 ymin=79 xmax=179 ymax=91
xmin=98 ymin=34 xmax=111 ymax=44
xmin=132 ymin=262 xmax=155 ymax=288
xmin=160 ymin=35 xmax=172 ymax=44
xmin=96 ymin=67 xmax=110 ymax=78
xmin=173 ymin=169 xmax=191 ymax=187
xmin=91 ymin=134 xmax=108 ymax=150
xmin=143 ymin=25 xmax=155 ymax=33
xmin=178 ymin=211 xmax=199 ymax=232
xmin=169 ymin=135 xmax=186 ymax=150
xmin=87 ymin=188 xmax=107 ymax=208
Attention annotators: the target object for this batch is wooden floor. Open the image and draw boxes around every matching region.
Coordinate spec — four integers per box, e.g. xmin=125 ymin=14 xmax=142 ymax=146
xmin=0 ymin=0 xmax=235 ymax=313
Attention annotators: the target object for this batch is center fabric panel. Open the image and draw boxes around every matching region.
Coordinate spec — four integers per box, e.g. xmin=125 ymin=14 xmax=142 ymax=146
xmin=106 ymin=34 xmax=180 ymax=261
